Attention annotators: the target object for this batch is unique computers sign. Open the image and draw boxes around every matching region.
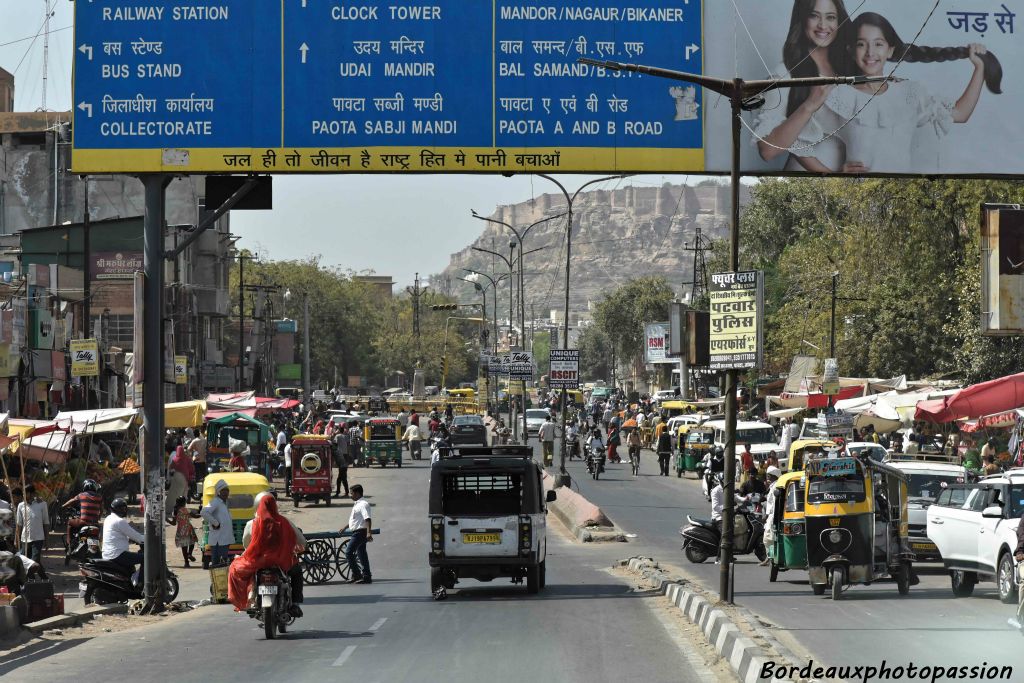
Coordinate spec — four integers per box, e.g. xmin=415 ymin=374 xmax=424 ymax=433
xmin=72 ymin=1 xmax=703 ymax=173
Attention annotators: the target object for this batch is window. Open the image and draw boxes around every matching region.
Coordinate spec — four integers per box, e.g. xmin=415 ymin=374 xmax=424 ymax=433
xmin=369 ymin=423 xmax=397 ymax=439
xmin=785 ymin=483 xmax=805 ymax=513
xmin=442 ymin=472 xmax=523 ymax=516
xmin=807 ymin=475 xmax=866 ymax=504
xmin=735 ymin=428 xmax=776 ymax=444
xmin=1008 ymin=486 xmax=1024 ymax=518
xmin=905 ymin=474 xmax=964 ymax=501
xmin=967 ymin=489 xmax=990 ymax=512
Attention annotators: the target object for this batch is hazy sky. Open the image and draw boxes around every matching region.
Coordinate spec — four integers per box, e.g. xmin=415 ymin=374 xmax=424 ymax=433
xmin=2 ymin=4 xmax=710 ymax=289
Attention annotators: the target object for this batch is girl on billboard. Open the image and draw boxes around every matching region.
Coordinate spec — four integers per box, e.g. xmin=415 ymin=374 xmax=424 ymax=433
xmin=752 ymin=0 xmax=853 ymax=172
xmin=797 ymin=12 xmax=1002 ymax=174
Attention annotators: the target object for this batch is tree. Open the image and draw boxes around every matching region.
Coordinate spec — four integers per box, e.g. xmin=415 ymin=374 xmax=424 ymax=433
xmin=577 ymin=325 xmax=611 ymax=381
xmin=593 ymin=276 xmax=675 ymax=368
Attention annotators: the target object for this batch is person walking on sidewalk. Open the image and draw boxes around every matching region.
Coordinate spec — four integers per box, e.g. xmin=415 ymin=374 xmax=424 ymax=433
xmin=343 ymin=484 xmax=373 ymax=584
xmin=538 ymin=416 xmax=556 ymax=467
xmin=334 ymin=428 xmax=350 ymax=498
xmin=170 ymin=495 xmax=199 ymax=568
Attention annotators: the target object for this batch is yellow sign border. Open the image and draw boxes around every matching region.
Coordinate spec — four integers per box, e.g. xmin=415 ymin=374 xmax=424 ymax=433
xmin=71 ymin=147 xmax=704 ymax=174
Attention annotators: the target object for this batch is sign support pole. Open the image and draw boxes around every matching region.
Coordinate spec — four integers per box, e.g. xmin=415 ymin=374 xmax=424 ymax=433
xmin=142 ymin=174 xmax=170 ymax=613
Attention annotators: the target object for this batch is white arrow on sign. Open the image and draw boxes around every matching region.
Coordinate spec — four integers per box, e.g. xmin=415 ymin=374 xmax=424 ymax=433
xmin=77 ymin=102 xmax=92 ymax=118
xmin=299 ymin=42 xmax=309 ymax=64
xmin=685 ymin=43 xmax=700 ymax=60
xmin=78 ymin=44 xmax=93 ymax=61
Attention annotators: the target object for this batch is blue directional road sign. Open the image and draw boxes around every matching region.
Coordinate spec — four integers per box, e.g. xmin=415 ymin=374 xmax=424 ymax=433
xmin=73 ymin=1 xmax=704 ymax=174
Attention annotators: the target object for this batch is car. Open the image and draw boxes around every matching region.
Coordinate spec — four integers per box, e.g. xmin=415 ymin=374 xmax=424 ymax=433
xmin=450 ymin=415 xmax=488 ymax=446
xmin=888 ymin=458 xmax=967 ymax=561
xmin=653 ymin=389 xmax=679 ymax=404
xmin=524 ymin=409 xmax=551 ymax=439
xmin=703 ymin=419 xmax=781 ymax=462
xmin=927 ymin=469 xmax=1024 ymax=602
xmin=428 ymin=445 xmax=556 ymax=597
xmin=846 ymin=441 xmax=889 ymax=462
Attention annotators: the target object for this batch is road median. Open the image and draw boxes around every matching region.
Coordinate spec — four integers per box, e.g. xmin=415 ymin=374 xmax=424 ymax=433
xmin=542 ymin=471 xmax=627 ymax=542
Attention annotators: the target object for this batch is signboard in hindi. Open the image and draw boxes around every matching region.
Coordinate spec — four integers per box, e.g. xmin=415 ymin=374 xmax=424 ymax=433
xmin=708 ymin=271 xmax=763 ymax=371
xmin=91 ymin=252 xmax=144 ymax=280
xmin=174 ymin=355 xmax=188 ymax=384
xmin=72 ymin=1 xmax=704 ymax=174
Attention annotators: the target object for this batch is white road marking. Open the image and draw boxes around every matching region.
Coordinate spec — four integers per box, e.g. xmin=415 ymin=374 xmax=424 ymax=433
xmin=368 ymin=617 xmax=387 ymax=632
xmin=332 ymin=645 xmax=357 ymax=667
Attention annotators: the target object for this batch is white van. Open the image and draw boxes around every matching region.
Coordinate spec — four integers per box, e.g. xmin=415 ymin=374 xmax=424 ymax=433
xmin=703 ymin=419 xmax=780 ymax=461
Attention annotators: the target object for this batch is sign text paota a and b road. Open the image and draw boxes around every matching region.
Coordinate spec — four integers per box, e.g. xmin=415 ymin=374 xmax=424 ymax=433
xmin=72 ymin=1 xmax=703 ymax=174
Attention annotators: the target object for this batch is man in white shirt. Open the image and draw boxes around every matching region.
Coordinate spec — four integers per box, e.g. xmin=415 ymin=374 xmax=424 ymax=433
xmin=15 ymin=485 xmax=49 ymax=562
xmin=201 ymin=479 xmax=234 ymax=566
xmin=101 ymin=498 xmax=144 ymax=572
xmin=538 ymin=417 xmax=557 ymax=466
xmin=342 ymin=484 xmax=373 ymax=584
xmin=283 ymin=440 xmax=293 ymax=495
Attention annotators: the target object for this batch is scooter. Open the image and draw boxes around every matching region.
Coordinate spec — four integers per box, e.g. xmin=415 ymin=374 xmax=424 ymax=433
xmin=566 ymin=433 xmax=580 ymax=460
xmin=248 ymin=566 xmax=296 ymax=640
xmin=586 ymin=440 xmax=606 ymax=480
xmin=80 ymin=548 xmax=180 ymax=605
xmin=680 ymin=495 xmax=766 ymax=564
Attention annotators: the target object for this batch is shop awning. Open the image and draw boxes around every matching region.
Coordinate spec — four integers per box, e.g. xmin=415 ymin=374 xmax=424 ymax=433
xmin=915 ymin=372 xmax=1024 ymax=423
xmin=165 ymin=400 xmax=207 ymax=428
xmin=959 ymin=409 xmax=1024 ymax=433
xmin=19 ymin=430 xmax=74 ymax=464
xmin=54 ymin=408 xmax=141 ymax=435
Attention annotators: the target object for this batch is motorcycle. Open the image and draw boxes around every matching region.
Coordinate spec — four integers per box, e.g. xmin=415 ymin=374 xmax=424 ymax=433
xmin=586 ymin=440 xmax=606 ymax=480
xmin=566 ymin=433 xmax=580 ymax=460
xmin=679 ymin=495 xmax=766 ymax=564
xmin=81 ymin=548 xmax=180 ymax=604
xmin=248 ymin=566 xmax=295 ymax=640
xmin=65 ymin=523 xmax=101 ymax=566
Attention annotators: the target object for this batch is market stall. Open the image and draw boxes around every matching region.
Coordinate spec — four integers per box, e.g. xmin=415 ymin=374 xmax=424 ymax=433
xmin=165 ymin=400 xmax=207 ymax=429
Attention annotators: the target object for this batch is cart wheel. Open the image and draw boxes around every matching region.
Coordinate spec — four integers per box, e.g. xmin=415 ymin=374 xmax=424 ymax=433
xmin=301 ymin=539 xmax=335 ymax=585
xmin=335 ymin=539 xmax=352 ymax=581
xmin=812 ymin=583 xmax=826 ymax=596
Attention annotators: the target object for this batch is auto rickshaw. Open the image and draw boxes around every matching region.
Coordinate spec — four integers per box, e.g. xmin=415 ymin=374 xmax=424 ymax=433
xmin=787 ymin=438 xmax=835 ymax=473
xmin=290 ymin=434 xmax=333 ymax=508
xmin=199 ymin=471 xmax=270 ymax=569
xmin=364 ymin=418 xmax=403 ymax=467
xmin=803 ymin=452 xmax=913 ymax=599
xmin=206 ymin=413 xmax=272 ymax=476
xmin=676 ymin=425 xmax=713 ymax=478
xmin=767 ymin=470 xmax=807 ymax=582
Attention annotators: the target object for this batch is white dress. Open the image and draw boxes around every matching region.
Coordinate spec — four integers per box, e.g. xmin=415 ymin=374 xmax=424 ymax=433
xmin=749 ymin=62 xmax=845 ymax=172
xmin=813 ymin=80 xmax=954 ymax=174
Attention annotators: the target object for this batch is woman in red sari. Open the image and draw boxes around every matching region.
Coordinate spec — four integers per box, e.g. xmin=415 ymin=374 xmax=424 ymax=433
xmin=227 ymin=495 xmax=298 ymax=611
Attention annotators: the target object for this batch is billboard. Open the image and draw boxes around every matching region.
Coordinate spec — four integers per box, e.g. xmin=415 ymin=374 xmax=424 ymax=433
xmin=708 ymin=271 xmax=764 ymax=371
xmin=71 ymin=339 xmax=100 ymax=377
xmin=72 ymin=0 xmax=703 ymax=174
xmin=980 ymin=205 xmax=1024 ymax=334
xmin=644 ymin=322 xmax=673 ymax=364
xmin=90 ymin=252 xmax=144 ymax=280
xmin=73 ymin=1 xmax=1021 ymax=177
xmin=549 ymin=349 xmax=580 ymax=389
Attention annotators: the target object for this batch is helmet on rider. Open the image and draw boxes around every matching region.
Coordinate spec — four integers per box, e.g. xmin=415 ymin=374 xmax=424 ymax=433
xmin=82 ymin=479 xmax=99 ymax=493
xmin=110 ymin=498 xmax=128 ymax=516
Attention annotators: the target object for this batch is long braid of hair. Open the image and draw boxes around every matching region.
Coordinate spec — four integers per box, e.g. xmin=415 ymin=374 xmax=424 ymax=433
xmin=898 ymin=45 xmax=1003 ymax=94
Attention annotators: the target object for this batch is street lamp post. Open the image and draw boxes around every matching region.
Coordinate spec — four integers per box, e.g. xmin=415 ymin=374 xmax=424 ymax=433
xmin=579 ymin=57 xmax=895 ymax=604
xmin=535 ymin=173 xmax=629 ymax=485
xmin=441 ymin=316 xmax=485 ymax=389
xmin=462 ymin=268 xmax=509 ymax=413
xmin=284 ymin=289 xmax=311 ymax=410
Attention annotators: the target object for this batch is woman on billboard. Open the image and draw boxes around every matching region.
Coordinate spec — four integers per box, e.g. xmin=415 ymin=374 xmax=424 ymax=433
xmin=752 ymin=0 xmax=853 ymax=172
xmin=795 ymin=12 xmax=1003 ymax=174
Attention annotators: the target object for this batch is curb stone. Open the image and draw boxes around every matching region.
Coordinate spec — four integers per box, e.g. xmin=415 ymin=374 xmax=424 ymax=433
xmin=542 ymin=471 xmax=628 ymax=543
xmin=623 ymin=557 xmax=796 ymax=683
xmin=24 ymin=603 xmax=128 ymax=635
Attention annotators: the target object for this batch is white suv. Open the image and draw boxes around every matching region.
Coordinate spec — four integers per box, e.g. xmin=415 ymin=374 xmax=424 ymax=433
xmin=927 ymin=469 xmax=1023 ymax=602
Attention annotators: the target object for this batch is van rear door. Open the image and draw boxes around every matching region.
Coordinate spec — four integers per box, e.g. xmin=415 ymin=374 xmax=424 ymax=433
xmin=441 ymin=470 xmax=522 ymax=558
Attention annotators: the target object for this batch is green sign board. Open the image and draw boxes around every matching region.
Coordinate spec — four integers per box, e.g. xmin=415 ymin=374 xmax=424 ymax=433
xmin=277 ymin=363 xmax=302 ymax=381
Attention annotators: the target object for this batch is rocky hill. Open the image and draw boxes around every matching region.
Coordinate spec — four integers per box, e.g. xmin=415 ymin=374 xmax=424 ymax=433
xmin=434 ymin=181 xmax=750 ymax=324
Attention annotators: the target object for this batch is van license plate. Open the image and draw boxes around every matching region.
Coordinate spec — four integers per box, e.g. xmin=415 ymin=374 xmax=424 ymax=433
xmin=463 ymin=533 xmax=501 ymax=544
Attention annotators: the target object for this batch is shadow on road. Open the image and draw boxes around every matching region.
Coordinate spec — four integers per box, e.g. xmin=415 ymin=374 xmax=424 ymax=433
xmin=274 ymin=629 xmax=375 ymax=640
xmin=0 ymin=637 xmax=92 ymax=677
xmin=438 ymin=582 xmax=660 ymax=602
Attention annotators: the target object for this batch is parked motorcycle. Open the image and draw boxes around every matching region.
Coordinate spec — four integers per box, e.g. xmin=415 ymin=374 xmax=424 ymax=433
xmin=586 ymin=440 xmax=606 ymax=480
xmin=248 ymin=566 xmax=296 ymax=640
xmin=81 ymin=549 xmax=180 ymax=604
xmin=679 ymin=495 xmax=766 ymax=564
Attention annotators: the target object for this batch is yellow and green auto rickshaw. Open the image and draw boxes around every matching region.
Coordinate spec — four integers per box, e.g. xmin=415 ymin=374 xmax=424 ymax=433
xmin=199 ymin=471 xmax=270 ymax=569
xmin=787 ymin=439 xmax=835 ymax=474
xmin=676 ymin=425 xmax=713 ymax=478
xmin=767 ymin=470 xmax=807 ymax=582
xmin=803 ymin=452 xmax=913 ymax=600
xmin=363 ymin=418 xmax=403 ymax=467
